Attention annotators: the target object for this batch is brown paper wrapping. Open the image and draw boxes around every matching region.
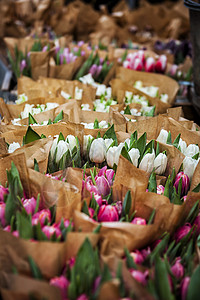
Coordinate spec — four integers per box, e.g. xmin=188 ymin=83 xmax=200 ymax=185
xmin=0 ymin=137 xmax=8 ymax=155
xmin=30 ymin=50 xmax=51 ymax=80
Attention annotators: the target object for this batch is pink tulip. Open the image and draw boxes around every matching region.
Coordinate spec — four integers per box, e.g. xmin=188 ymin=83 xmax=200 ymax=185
xmin=68 ymin=257 xmax=76 ymax=269
xmin=171 ymin=257 xmax=184 ymax=279
xmin=130 ymin=250 xmax=144 ymax=264
xmin=81 ymin=50 xmax=85 ymax=57
xmin=77 ymin=41 xmax=84 ymax=47
xmin=77 ymin=295 xmax=89 ymax=300
xmin=193 ymin=213 xmax=200 ymax=236
xmin=4 ymin=225 xmax=11 ymax=232
xmin=88 ymin=208 xmax=95 ymax=218
xmin=137 ymin=50 xmax=145 ymax=65
xmin=0 ymin=202 xmax=6 ymax=227
xmin=130 ymin=269 xmax=148 ymax=285
xmin=20 ymin=59 xmax=27 ymax=72
xmin=22 ymin=197 xmax=37 ymax=215
xmin=105 ymin=169 xmax=115 ymax=186
xmin=12 ymin=231 xmax=19 ymax=238
xmin=131 ymin=217 xmax=146 ymax=225
xmin=0 ymin=185 xmax=9 ymax=202
xmin=89 ymin=64 xmax=98 ymax=77
xmin=45 ymin=173 xmax=59 ymax=180
xmin=32 ymin=209 xmax=51 ymax=227
xmin=145 ymin=57 xmax=155 ymax=72
xmin=95 ymin=65 xmax=102 ymax=77
xmin=174 ymin=223 xmax=192 ymax=243
xmin=180 ymin=276 xmax=190 ymax=300
xmin=93 ymin=193 xmax=102 ymax=206
xmin=96 ymin=176 xmax=110 ymax=197
xmin=50 ymin=275 xmax=69 ymax=300
xmin=169 ymin=64 xmax=178 ymax=77
xmin=174 ymin=172 xmax=190 ymax=197
xmin=115 ymin=201 xmax=122 ymax=217
xmin=155 ymin=55 xmax=167 ymax=73
xmin=183 ymin=195 xmax=187 ymax=202
xmin=42 ymin=45 xmax=48 ymax=52
xmin=98 ymin=205 xmax=119 ymax=222
xmin=85 ymin=178 xmax=98 ymax=195
xmin=132 ymin=58 xmax=143 ymax=71
xmin=42 ymin=225 xmax=61 ymax=240
xmin=157 ymin=185 xmax=165 ymax=195
xmin=141 ymin=247 xmax=151 ymax=259
xmin=97 ymin=166 xmax=107 ymax=177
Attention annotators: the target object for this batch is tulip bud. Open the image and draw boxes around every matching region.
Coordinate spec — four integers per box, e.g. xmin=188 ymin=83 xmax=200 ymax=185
xmin=98 ymin=204 xmax=119 ymax=222
xmin=89 ymin=64 xmax=98 ymax=77
xmin=22 ymin=197 xmax=37 ymax=215
xmin=50 ymin=135 xmax=59 ymax=159
xmin=184 ymin=144 xmax=199 ymax=158
xmin=78 ymin=40 xmax=84 ymax=47
xmin=96 ymin=65 xmax=103 ymax=77
xmin=157 ymin=129 xmax=168 ymax=144
xmin=169 ymin=64 xmax=178 ymax=77
xmin=183 ymin=157 xmax=198 ymax=181
xmin=106 ymin=144 xmax=124 ymax=168
xmin=178 ymin=138 xmax=187 ymax=154
xmin=0 ymin=202 xmax=6 ymax=227
xmin=180 ymin=276 xmax=190 ymax=300
xmin=115 ymin=201 xmax=123 ymax=217
xmin=0 ymin=185 xmax=9 ymax=202
xmin=141 ymin=247 xmax=151 ymax=259
xmin=130 ymin=250 xmax=144 ymax=264
xmin=155 ymin=55 xmax=167 ymax=73
xmin=32 ymin=209 xmax=51 ymax=227
xmin=56 ymin=140 xmax=70 ymax=164
xmin=50 ymin=275 xmax=69 ymax=300
xmin=131 ymin=217 xmax=146 ymax=225
xmin=174 ymin=223 xmax=192 ymax=243
xmin=104 ymin=138 xmax=114 ymax=151
xmin=123 ymin=61 xmax=131 ymax=69
xmin=66 ymin=135 xmax=77 ymax=153
xmin=12 ymin=231 xmax=19 ymax=238
xmin=193 ymin=213 xmax=200 ymax=236
xmin=157 ymin=185 xmax=165 ymax=195
xmin=89 ymin=138 xmax=106 ymax=163
xmin=130 ymin=270 xmax=148 ymax=285
xmin=20 ymin=59 xmax=27 ymax=73
xmin=42 ymin=45 xmax=48 ymax=52
xmin=128 ymin=148 xmax=140 ymax=167
xmin=139 ymin=152 xmax=155 ymax=173
xmin=88 ymin=207 xmax=95 ymax=218
xmin=77 ymin=294 xmax=89 ymax=300
xmin=96 ymin=176 xmax=110 ymax=197
xmin=153 ymin=153 xmax=167 ymax=175
xmin=105 ymin=169 xmax=115 ymax=186
xmin=85 ymin=178 xmax=98 ymax=195
xmin=145 ymin=57 xmax=155 ymax=72
xmin=83 ymin=135 xmax=93 ymax=155
xmin=137 ymin=50 xmax=145 ymax=65
xmin=171 ymin=257 xmax=184 ymax=279
xmin=132 ymin=58 xmax=143 ymax=71
xmin=42 ymin=225 xmax=62 ymax=239
xmin=174 ymin=172 xmax=190 ymax=196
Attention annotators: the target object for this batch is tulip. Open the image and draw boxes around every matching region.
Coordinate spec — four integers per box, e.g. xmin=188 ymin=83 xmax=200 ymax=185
xmin=131 ymin=217 xmax=146 ymax=225
xmin=141 ymin=247 xmax=151 ymax=259
xmin=0 ymin=202 xmax=6 ymax=227
xmin=50 ymin=275 xmax=69 ymax=300
xmin=178 ymin=138 xmax=187 ymax=154
xmin=42 ymin=225 xmax=62 ymax=239
xmin=139 ymin=152 xmax=155 ymax=173
xmin=93 ymin=193 xmax=103 ymax=206
xmin=130 ymin=250 xmax=144 ymax=264
xmin=145 ymin=57 xmax=155 ymax=72
xmin=105 ymin=169 xmax=115 ymax=186
xmin=50 ymin=135 xmax=59 ymax=158
xmin=77 ymin=295 xmax=89 ymax=300
xmin=180 ymin=276 xmax=190 ymax=300
xmin=20 ymin=59 xmax=27 ymax=73
xmin=137 ymin=50 xmax=145 ymax=65
xmin=42 ymin=45 xmax=48 ymax=52
xmin=89 ymin=64 xmax=98 ymax=77
xmin=0 ymin=185 xmax=9 ymax=202
xmin=56 ymin=140 xmax=70 ymax=164
xmin=104 ymin=138 xmax=114 ymax=151
xmin=83 ymin=135 xmax=93 ymax=155
xmin=89 ymin=138 xmax=106 ymax=163
xmin=68 ymin=256 xmax=76 ymax=269
xmin=88 ymin=207 xmax=95 ymax=218
xmin=96 ymin=176 xmax=110 ymax=197
xmin=153 ymin=153 xmax=167 ymax=175
xmin=96 ymin=65 xmax=102 ymax=77
xmin=78 ymin=41 xmax=84 ymax=47
xmin=169 ymin=64 xmax=178 ymax=77
xmin=132 ymin=58 xmax=143 ymax=71
xmin=22 ymin=197 xmax=37 ymax=215
xmin=157 ymin=185 xmax=165 ymax=195
xmin=66 ymin=135 xmax=77 ymax=153
xmin=85 ymin=178 xmax=98 ymax=195
xmin=174 ymin=223 xmax=192 ymax=243
xmin=184 ymin=144 xmax=199 ymax=158
xmin=174 ymin=172 xmax=190 ymax=196
xmin=157 ymin=129 xmax=168 ymax=144
xmin=32 ymin=209 xmax=51 ymax=227
xmin=155 ymin=55 xmax=167 ymax=73
xmin=12 ymin=231 xmax=19 ymax=238
xmin=128 ymin=148 xmax=140 ymax=167
xmin=193 ymin=213 xmax=200 ymax=236
xmin=98 ymin=205 xmax=119 ymax=222
xmin=106 ymin=144 xmax=124 ymax=168
xmin=183 ymin=157 xmax=198 ymax=181
xmin=171 ymin=257 xmax=184 ymax=279
xmin=123 ymin=60 xmax=131 ymax=69
xmin=115 ymin=201 xmax=122 ymax=217
xmin=130 ymin=270 xmax=148 ymax=285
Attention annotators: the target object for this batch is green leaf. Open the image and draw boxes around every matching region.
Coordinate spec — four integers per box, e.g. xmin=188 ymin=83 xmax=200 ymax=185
xmin=53 ymin=110 xmax=63 ymax=123
xmin=186 ymin=200 xmax=199 ymax=224
xmin=28 ymin=256 xmax=43 ymax=280
xmin=34 ymin=194 xmax=40 ymax=214
xmin=40 ymin=134 xmax=46 ymax=139
xmin=58 ymin=132 xmax=65 ymax=142
xmin=24 ymin=126 xmax=41 ymax=145
xmin=173 ymin=133 xmax=181 ymax=148
xmin=136 ymin=132 xmax=147 ymax=158
xmin=82 ymin=200 xmax=90 ymax=217
xmin=156 ymin=142 xmax=160 ymax=157
xmin=164 ymin=175 xmax=173 ymax=200
xmin=192 ymin=183 xmax=200 ymax=193
xmin=103 ymin=124 xmax=117 ymax=145
xmin=150 ymin=233 xmax=170 ymax=265
xmin=47 ymin=118 xmax=52 ymax=125
xmin=171 ymin=187 xmax=182 ymax=205
xmin=124 ymin=247 xmax=137 ymax=269
xmin=122 ymin=190 xmax=132 ymax=217
xmin=116 ymin=261 xmax=126 ymax=298
xmin=144 ymin=139 xmax=154 ymax=155
xmin=171 ymin=167 xmax=176 ymax=183
xmin=146 ymin=105 xmax=155 ymax=117
xmin=124 ymin=105 xmax=131 ymax=115
xmin=148 ymin=208 xmax=156 ymax=225
xmin=187 ymin=265 xmax=200 ymax=300
xmin=121 ymin=49 xmax=128 ymax=62
xmin=192 ymin=152 xmax=199 ymax=160
xmin=93 ymin=224 xmax=101 ymax=233
xmin=16 ymin=211 xmax=33 ymax=239
xmin=28 ymin=113 xmax=38 ymax=125
xmin=166 ymin=131 xmax=172 ymax=145
xmin=148 ymin=172 xmax=157 ymax=193
xmin=121 ymin=146 xmax=132 ymax=164
xmin=94 ymin=119 xmax=99 ymax=129
xmin=34 ymin=158 xmax=39 ymax=172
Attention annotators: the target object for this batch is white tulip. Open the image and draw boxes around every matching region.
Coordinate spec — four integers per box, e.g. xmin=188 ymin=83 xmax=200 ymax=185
xmin=56 ymin=141 xmax=70 ymax=164
xmin=45 ymin=103 xmax=59 ymax=110
xmin=156 ymin=129 xmax=169 ymax=144
xmin=89 ymin=138 xmax=106 ymax=163
xmin=99 ymin=121 xmax=108 ymax=128
xmin=153 ymin=153 xmax=167 ymax=175
xmin=104 ymin=138 xmax=114 ymax=151
xmin=8 ymin=142 xmax=21 ymax=153
xmin=106 ymin=143 xmax=124 ymax=168
xmin=184 ymin=144 xmax=199 ymax=158
xmin=183 ymin=156 xmax=199 ymax=180
xmin=139 ymin=151 xmax=155 ymax=173
xmin=124 ymin=138 xmax=130 ymax=148
xmin=74 ymin=87 xmax=83 ymax=100
xmin=128 ymin=148 xmax=140 ymax=167
xmin=50 ymin=135 xmax=59 ymax=158
xmin=21 ymin=104 xmax=34 ymax=119
xmin=66 ymin=135 xmax=77 ymax=152
xmin=83 ymin=135 xmax=93 ymax=155
xmin=178 ymin=138 xmax=187 ymax=154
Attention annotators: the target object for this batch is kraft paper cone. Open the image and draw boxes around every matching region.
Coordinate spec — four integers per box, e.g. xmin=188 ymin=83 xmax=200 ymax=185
xmin=167 ymin=106 xmax=183 ymax=120
xmin=191 ymin=162 xmax=200 ymax=191
xmin=0 ymin=98 xmax=12 ymax=123
xmin=0 ymin=289 xmax=31 ymax=300
xmin=0 ymin=152 xmax=30 ymax=197
xmin=0 ymin=137 xmax=8 ymax=155
xmin=97 ymin=279 xmax=120 ymax=300
xmin=30 ymin=51 xmax=50 ymax=80
xmin=0 ymin=272 xmax=61 ymax=300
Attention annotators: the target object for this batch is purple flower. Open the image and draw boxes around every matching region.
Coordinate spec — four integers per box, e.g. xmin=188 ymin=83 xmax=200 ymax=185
xmin=130 ymin=250 xmax=144 ymax=264
xmin=85 ymin=178 xmax=98 ymax=195
xmin=180 ymin=276 xmax=190 ymax=300
xmin=193 ymin=213 xmax=200 ymax=236
xmin=171 ymin=257 xmax=184 ymax=279
xmin=130 ymin=270 xmax=148 ymax=285
xmin=42 ymin=45 xmax=48 ymax=52
xmin=88 ymin=207 xmax=95 ymax=218
xmin=95 ymin=65 xmax=102 ymax=77
xmin=59 ymin=54 xmax=64 ymax=65
xmin=115 ymin=201 xmax=122 ymax=217
xmin=22 ymin=197 xmax=37 ymax=215
xmin=174 ymin=172 xmax=190 ymax=197
xmin=96 ymin=176 xmax=110 ymax=197
xmin=0 ymin=202 xmax=6 ymax=227
xmin=42 ymin=225 xmax=61 ymax=240
xmin=77 ymin=41 xmax=84 ymax=47
xmin=141 ymin=247 xmax=151 ymax=259
xmin=105 ymin=169 xmax=115 ymax=186
xmin=174 ymin=223 xmax=192 ymax=243
xmin=93 ymin=193 xmax=102 ymax=206
xmin=98 ymin=204 xmax=119 ymax=222
xmin=0 ymin=185 xmax=9 ymax=202
xmin=81 ymin=50 xmax=85 ymax=56
xmin=50 ymin=275 xmax=69 ymax=300
xmin=32 ymin=209 xmax=51 ymax=227
xmin=131 ymin=217 xmax=146 ymax=225
xmin=20 ymin=59 xmax=27 ymax=73
xmin=89 ymin=64 xmax=98 ymax=77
